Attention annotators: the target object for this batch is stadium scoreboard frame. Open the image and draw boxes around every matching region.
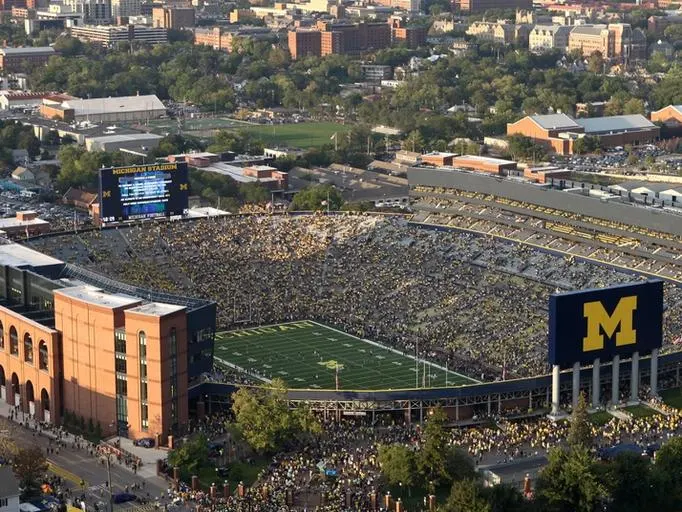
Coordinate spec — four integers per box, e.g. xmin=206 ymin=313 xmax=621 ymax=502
xmin=98 ymin=162 xmax=189 ymax=224
xmin=548 ymin=280 xmax=664 ymax=368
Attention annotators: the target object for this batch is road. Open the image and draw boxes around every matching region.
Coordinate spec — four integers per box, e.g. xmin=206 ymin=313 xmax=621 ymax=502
xmin=0 ymin=415 xmax=169 ymax=511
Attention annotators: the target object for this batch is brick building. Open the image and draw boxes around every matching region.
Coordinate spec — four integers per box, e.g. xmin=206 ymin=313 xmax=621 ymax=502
xmin=454 ymin=0 xmax=530 ymax=13
xmin=507 ymin=113 xmax=660 ymax=155
xmin=288 ymin=21 xmax=391 ymax=59
xmin=0 ymin=243 xmax=216 ymax=442
xmin=389 ymin=16 xmax=426 ymax=49
xmin=152 ymin=6 xmax=194 ymax=29
xmin=567 ymin=23 xmax=646 ymax=61
xmin=0 ymin=46 xmax=55 ymax=72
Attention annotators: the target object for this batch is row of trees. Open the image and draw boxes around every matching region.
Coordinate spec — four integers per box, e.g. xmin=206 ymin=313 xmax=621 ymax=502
xmin=375 ymin=397 xmax=682 ymax=512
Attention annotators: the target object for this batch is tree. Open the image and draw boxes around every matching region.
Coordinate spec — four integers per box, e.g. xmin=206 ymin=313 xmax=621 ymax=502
xmin=443 ymin=479 xmax=491 ymax=512
xmin=402 ymin=130 xmax=425 ymax=152
xmin=290 ymin=184 xmax=344 ymax=211
xmin=482 ymin=483 xmax=529 ymax=512
xmin=587 ymin=52 xmax=604 ymax=74
xmin=623 ymin=98 xmax=645 ymax=115
xmin=13 ymin=447 xmax=48 ymax=499
xmin=231 ymin=378 xmax=321 ymax=454
xmin=568 ymin=392 xmax=591 ymax=450
xmin=239 ymin=182 xmax=269 ymax=204
xmin=651 ymin=436 xmax=682 ymax=511
xmin=167 ymin=433 xmax=209 ymax=474
xmin=535 ymin=447 xmax=607 ymax=512
xmin=604 ymin=452 xmax=658 ymax=512
xmin=377 ymin=444 xmax=417 ymax=487
xmin=0 ymin=437 xmax=18 ymax=462
xmin=417 ymin=407 xmax=450 ymax=485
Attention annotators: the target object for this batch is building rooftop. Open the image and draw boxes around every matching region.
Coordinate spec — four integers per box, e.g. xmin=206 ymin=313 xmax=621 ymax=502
xmin=453 ymin=155 xmax=517 ymax=165
xmin=62 ymin=95 xmax=166 ymax=116
xmin=0 ymin=46 xmax=55 ymax=55
xmin=126 ymin=302 xmax=186 ymax=317
xmin=0 ymin=217 xmax=49 ymax=229
xmin=529 ymin=113 xmax=581 ymax=131
xmin=570 ymin=25 xmax=607 ymax=36
xmin=86 ymin=133 xmax=164 ymax=144
xmin=55 ymin=285 xmax=141 ymax=309
xmin=0 ymin=243 xmax=63 ymax=269
xmin=576 ymin=114 xmax=656 ymax=134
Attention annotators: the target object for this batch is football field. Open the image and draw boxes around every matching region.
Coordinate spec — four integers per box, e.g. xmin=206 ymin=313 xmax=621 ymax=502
xmin=213 ymin=321 xmax=478 ymax=390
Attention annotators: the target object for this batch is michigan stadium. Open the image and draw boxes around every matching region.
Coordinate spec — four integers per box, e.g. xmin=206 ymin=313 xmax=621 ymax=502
xmin=0 ymin=165 xmax=680 ymax=437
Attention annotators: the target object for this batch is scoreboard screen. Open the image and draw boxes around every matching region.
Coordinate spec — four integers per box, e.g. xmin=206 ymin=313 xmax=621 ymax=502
xmin=99 ymin=163 xmax=189 ymax=223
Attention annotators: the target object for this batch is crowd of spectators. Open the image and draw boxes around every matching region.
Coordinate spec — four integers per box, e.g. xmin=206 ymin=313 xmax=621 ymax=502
xmin=29 ymin=214 xmax=682 ymax=380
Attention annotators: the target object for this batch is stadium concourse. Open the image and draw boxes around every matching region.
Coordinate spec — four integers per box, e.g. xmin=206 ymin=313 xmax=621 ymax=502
xmin=28 ymin=213 xmax=682 ymax=382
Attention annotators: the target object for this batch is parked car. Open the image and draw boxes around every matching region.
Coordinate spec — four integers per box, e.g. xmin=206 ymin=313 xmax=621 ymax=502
xmin=133 ymin=438 xmax=155 ymax=448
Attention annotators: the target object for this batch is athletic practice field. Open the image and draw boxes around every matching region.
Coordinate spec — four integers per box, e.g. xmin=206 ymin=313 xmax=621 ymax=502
xmin=239 ymin=122 xmax=350 ymax=149
xmin=213 ymin=321 xmax=477 ymax=390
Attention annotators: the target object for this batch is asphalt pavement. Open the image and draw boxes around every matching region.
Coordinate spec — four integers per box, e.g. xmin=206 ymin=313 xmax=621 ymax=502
xmin=0 ymin=409 xmax=171 ymax=512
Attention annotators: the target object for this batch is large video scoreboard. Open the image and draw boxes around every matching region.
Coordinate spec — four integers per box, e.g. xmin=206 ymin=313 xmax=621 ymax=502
xmin=99 ymin=163 xmax=189 ymax=224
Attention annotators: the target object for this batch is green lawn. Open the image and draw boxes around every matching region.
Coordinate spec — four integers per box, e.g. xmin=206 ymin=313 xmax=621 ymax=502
xmin=589 ymin=411 xmax=613 ymax=426
xmin=213 ymin=320 xmax=477 ymax=390
xmin=661 ymin=388 xmax=682 ymax=409
xmin=185 ymin=459 xmax=269 ymax=490
xmin=239 ymin=122 xmax=350 ymax=148
xmin=143 ymin=117 xmax=253 ymax=135
xmin=623 ymin=405 xmax=657 ymax=418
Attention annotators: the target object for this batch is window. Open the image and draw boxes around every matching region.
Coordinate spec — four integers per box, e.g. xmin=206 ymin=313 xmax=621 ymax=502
xmin=0 ymin=321 xmax=4 ymax=350
xmin=139 ymin=332 xmax=148 ymax=431
xmin=0 ymin=498 xmax=8 ymax=507
xmin=24 ymin=334 xmax=33 ymax=364
xmin=141 ymin=403 xmax=148 ymax=430
xmin=39 ymin=341 xmax=48 ymax=371
xmin=115 ymin=331 xmax=126 ymax=354
xmin=9 ymin=327 xmax=18 ymax=356
xmin=115 ymin=377 xmax=127 ymax=396
xmin=115 ymin=354 xmax=127 ymax=373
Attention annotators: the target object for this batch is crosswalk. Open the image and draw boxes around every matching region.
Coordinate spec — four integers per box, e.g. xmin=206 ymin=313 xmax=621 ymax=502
xmin=47 ymin=459 xmax=85 ymax=487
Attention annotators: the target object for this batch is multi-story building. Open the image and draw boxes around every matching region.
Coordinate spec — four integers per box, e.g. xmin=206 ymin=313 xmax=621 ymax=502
xmin=360 ymin=64 xmax=392 ymax=81
xmin=529 ymin=24 xmax=571 ymax=52
xmin=69 ymin=24 xmax=167 ymax=46
xmin=390 ymin=16 xmax=426 ymax=49
xmin=0 ymin=0 xmax=25 ymax=11
xmin=152 ymin=6 xmax=194 ymax=29
xmin=288 ymin=21 xmax=391 ymax=59
xmin=568 ymin=23 xmax=646 ymax=62
xmin=0 ymin=46 xmax=55 ymax=72
xmin=193 ymin=25 xmax=271 ymax=52
xmin=0 ymin=243 xmax=216 ymax=442
xmin=455 ymin=0 xmax=530 ymax=13
xmin=648 ymin=14 xmax=682 ymax=35
xmin=466 ymin=20 xmax=520 ymax=45
xmin=288 ymin=29 xmax=321 ymax=59
xmin=60 ymin=0 xmax=111 ymax=23
xmin=110 ymin=0 xmax=139 ymax=18
xmin=372 ymin=0 xmax=420 ymax=12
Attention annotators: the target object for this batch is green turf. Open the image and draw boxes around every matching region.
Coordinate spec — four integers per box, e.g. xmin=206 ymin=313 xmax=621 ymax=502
xmin=238 ymin=122 xmax=350 ymax=149
xmin=213 ymin=320 xmax=477 ymax=390
xmin=660 ymin=388 xmax=682 ymax=409
xmin=589 ymin=411 xmax=613 ymax=426
xmin=623 ymin=405 xmax=657 ymax=418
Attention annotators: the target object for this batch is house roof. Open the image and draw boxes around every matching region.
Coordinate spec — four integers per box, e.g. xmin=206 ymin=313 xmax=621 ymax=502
xmin=528 ymin=113 xmax=581 ymax=131
xmin=0 ymin=467 xmax=19 ymax=498
xmin=576 ymin=115 xmax=656 ymax=134
xmin=653 ymin=105 xmax=682 ymax=116
xmin=12 ymin=166 xmax=32 ymax=176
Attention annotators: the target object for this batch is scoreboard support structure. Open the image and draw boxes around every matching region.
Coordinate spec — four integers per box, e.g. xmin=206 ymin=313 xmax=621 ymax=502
xmin=548 ymin=281 xmax=663 ymax=419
